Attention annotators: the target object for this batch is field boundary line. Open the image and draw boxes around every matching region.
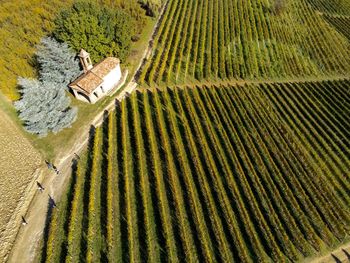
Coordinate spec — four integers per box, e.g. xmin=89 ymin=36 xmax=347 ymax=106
xmin=144 ymin=75 xmax=350 ymax=92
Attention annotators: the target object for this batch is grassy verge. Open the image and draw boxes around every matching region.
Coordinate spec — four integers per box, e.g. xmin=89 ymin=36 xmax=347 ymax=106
xmin=126 ymin=17 xmax=156 ymax=73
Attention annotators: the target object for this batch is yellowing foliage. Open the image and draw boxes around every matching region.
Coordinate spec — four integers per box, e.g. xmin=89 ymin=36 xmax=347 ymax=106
xmin=0 ymin=0 xmax=73 ymax=100
xmin=0 ymin=0 xmax=147 ymax=100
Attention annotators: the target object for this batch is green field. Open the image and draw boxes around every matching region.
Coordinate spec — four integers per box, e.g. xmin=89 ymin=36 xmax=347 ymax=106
xmin=40 ymin=79 xmax=350 ymax=262
xmin=138 ymin=0 xmax=350 ymax=86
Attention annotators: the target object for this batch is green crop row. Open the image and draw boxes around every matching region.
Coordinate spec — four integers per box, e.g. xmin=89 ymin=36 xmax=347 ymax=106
xmin=138 ymin=0 xmax=350 ymax=86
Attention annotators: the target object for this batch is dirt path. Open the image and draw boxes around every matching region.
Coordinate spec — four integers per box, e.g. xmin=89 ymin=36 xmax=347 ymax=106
xmin=5 ymin=4 xmax=167 ymax=262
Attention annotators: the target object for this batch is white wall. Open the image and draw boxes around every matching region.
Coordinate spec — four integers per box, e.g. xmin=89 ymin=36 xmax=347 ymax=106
xmin=102 ymin=65 xmax=122 ymax=93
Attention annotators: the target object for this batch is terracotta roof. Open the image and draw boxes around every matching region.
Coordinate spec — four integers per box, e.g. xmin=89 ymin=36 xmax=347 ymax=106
xmin=69 ymin=57 xmax=120 ymax=94
xmin=91 ymin=57 xmax=120 ymax=77
xmin=69 ymin=71 xmax=103 ymax=94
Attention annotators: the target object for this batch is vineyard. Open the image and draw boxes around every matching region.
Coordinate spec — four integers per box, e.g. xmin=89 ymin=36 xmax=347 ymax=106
xmin=40 ymin=79 xmax=350 ymax=262
xmin=137 ymin=0 xmax=350 ymax=86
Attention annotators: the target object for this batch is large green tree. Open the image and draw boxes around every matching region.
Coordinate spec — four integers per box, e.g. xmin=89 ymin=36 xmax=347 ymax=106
xmin=54 ymin=1 xmax=136 ymax=62
xmin=139 ymin=0 xmax=163 ymax=17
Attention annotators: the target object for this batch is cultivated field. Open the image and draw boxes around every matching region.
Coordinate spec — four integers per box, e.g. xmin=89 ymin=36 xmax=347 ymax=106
xmin=0 ymin=108 xmax=42 ymax=259
xmin=40 ymin=79 xmax=350 ymax=262
xmin=12 ymin=0 xmax=348 ymax=262
xmin=138 ymin=0 xmax=350 ymax=86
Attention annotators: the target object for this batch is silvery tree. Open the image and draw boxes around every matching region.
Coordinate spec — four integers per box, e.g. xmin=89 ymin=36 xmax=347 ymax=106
xmin=36 ymin=37 xmax=82 ymax=87
xmin=15 ymin=77 xmax=77 ymax=137
xmin=15 ymin=37 xmax=81 ymax=137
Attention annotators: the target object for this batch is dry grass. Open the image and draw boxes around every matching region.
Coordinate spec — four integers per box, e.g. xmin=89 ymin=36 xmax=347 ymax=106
xmin=0 ymin=108 xmax=42 ymax=257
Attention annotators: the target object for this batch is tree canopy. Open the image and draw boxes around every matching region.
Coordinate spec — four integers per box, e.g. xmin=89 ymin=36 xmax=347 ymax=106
xmin=54 ymin=1 xmax=136 ymax=62
xmin=0 ymin=0 xmax=147 ymax=100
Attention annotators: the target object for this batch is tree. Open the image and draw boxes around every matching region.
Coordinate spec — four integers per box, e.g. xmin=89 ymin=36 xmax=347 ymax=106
xmin=36 ymin=37 xmax=82 ymax=88
xmin=54 ymin=1 xmax=136 ymax=62
xmin=139 ymin=0 xmax=163 ymax=17
xmin=15 ymin=78 xmax=77 ymax=137
xmin=0 ymin=0 xmax=73 ymax=100
xmin=114 ymin=10 xmax=133 ymax=59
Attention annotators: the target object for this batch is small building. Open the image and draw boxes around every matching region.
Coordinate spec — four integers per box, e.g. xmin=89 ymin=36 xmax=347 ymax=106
xmin=69 ymin=49 xmax=122 ymax=104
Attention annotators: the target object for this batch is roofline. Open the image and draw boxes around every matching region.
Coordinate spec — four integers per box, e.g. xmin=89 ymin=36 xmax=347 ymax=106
xmin=94 ymin=57 xmax=120 ymax=67
xmin=69 ymin=84 xmax=89 ymax=95
xmin=70 ymin=70 xmax=102 ymax=84
xmin=69 ymin=71 xmax=103 ymax=94
xmin=69 ymin=56 xmax=120 ymax=94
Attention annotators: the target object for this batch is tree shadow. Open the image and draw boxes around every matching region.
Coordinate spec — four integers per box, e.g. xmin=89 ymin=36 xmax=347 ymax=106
xmin=331 ymin=253 xmax=342 ymax=263
xmin=342 ymin=249 xmax=350 ymax=260
xmin=80 ymin=125 xmax=95 ymax=261
xmin=28 ymin=53 xmax=40 ymax=74
xmin=40 ymin=199 xmax=54 ymax=263
xmin=100 ymin=110 xmax=109 ymax=262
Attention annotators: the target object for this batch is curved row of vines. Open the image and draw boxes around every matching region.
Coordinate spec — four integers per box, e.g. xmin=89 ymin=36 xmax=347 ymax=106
xmin=40 ymin=79 xmax=350 ymax=263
